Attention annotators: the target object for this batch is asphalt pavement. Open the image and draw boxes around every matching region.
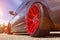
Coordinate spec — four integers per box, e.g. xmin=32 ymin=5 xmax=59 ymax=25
xmin=0 ymin=33 xmax=60 ymax=40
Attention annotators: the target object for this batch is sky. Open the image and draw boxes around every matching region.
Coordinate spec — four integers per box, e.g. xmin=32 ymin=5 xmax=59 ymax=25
xmin=0 ymin=0 xmax=22 ymax=25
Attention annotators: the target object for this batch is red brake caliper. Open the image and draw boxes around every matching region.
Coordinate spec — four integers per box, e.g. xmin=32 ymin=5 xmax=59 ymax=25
xmin=26 ymin=4 xmax=41 ymax=34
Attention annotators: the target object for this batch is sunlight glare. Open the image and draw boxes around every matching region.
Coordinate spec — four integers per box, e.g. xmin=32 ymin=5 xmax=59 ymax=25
xmin=0 ymin=19 xmax=8 ymax=26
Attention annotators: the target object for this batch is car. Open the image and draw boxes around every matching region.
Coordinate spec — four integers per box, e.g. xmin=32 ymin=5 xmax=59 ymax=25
xmin=5 ymin=0 xmax=60 ymax=37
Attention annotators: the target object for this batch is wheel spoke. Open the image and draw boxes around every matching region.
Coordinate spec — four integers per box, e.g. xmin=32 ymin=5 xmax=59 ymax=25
xmin=29 ymin=9 xmax=35 ymax=17
xmin=27 ymin=18 xmax=34 ymax=22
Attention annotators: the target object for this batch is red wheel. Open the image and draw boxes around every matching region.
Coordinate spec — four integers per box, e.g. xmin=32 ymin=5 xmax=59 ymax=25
xmin=5 ymin=23 xmax=11 ymax=34
xmin=26 ymin=3 xmax=40 ymax=34
xmin=26 ymin=3 xmax=51 ymax=37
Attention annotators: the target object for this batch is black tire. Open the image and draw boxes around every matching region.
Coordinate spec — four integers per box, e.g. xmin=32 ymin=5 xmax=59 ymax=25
xmin=26 ymin=3 xmax=52 ymax=37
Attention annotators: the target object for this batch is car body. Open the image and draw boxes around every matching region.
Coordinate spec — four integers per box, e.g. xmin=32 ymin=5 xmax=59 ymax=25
xmin=5 ymin=0 xmax=60 ymax=37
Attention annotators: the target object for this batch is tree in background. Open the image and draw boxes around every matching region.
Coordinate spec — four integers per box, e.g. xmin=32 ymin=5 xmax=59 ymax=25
xmin=0 ymin=23 xmax=6 ymax=33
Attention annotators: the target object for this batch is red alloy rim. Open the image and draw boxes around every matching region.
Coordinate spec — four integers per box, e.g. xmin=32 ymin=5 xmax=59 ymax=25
xmin=26 ymin=4 xmax=41 ymax=34
xmin=6 ymin=23 xmax=11 ymax=33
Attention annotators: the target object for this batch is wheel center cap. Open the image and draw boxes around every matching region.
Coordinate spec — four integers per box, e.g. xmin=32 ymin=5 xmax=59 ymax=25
xmin=33 ymin=16 xmax=37 ymax=22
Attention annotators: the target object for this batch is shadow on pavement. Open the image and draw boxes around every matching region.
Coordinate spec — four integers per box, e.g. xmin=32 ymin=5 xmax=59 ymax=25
xmin=7 ymin=33 xmax=60 ymax=38
xmin=35 ymin=34 xmax=60 ymax=38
